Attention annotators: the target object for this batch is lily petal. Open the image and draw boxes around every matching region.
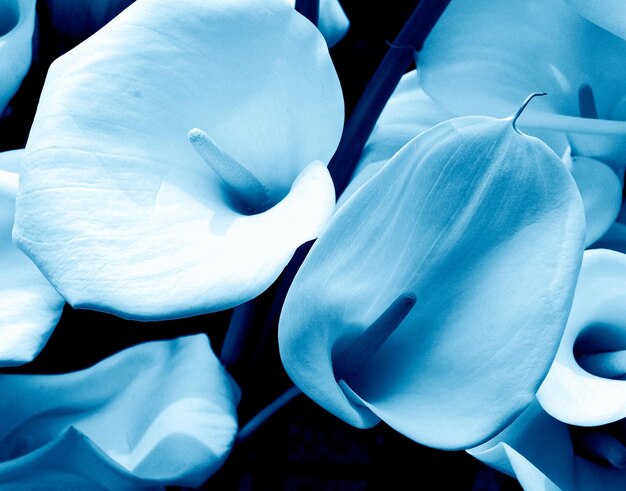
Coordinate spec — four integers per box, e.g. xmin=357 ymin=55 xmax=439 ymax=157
xmin=0 ymin=149 xmax=64 ymax=367
xmin=417 ymin=0 xmax=626 ymax=164
xmin=13 ymin=0 xmax=343 ymax=320
xmin=564 ymin=0 xmax=626 ymax=40
xmin=538 ymin=249 xmax=626 ymax=426
xmin=279 ymin=115 xmax=585 ymax=449
xmin=338 ymin=71 xmax=454 ymax=206
xmin=0 ymin=334 xmax=240 ymax=489
xmin=0 ymin=0 xmax=36 ymax=114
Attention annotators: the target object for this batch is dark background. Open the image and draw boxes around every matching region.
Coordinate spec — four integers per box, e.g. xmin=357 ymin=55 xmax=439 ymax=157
xmin=0 ymin=1 xmax=523 ymax=489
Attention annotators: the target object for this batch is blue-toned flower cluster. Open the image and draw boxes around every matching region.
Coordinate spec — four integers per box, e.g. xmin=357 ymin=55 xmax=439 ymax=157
xmin=1 ymin=0 xmax=625 ymax=489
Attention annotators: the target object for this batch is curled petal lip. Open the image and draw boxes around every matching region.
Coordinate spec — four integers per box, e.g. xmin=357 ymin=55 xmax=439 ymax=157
xmin=538 ymin=249 xmax=626 ymax=426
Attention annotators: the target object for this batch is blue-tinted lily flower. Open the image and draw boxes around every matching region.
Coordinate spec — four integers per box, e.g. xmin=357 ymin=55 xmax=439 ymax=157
xmin=415 ymin=0 xmax=626 ymax=245
xmin=470 ymin=249 xmax=626 ymax=489
xmin=279 ymin=104 xmax=585 ymax=449
xmin=0 ymin=149 xmax=64 ymax=366
xmin=0 ymin=0 xmax=36 ymax=114
xmin=13 ymin=0 xmax=343 ymax=321
xmin=0 ymin=334 xmax=240 ymax=489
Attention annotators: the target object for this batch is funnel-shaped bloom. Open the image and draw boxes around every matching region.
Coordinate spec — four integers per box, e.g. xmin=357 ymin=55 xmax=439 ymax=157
xmin=0 ymin=0 xmax=36 ymax=114
xmin=538 ymin=249 xmax=626 ymax=427
xmin=0 ymin=150 xmax=64 ymax=366
xmin=279 ymin=111 xmax=585 ymax=450
xmin=418 ymin=0 xmax=626 ymax=168
xmin=0 ymin=334 xmax=240 ymax=489
xmin=13 ymin=0 xmax=343 ymax=320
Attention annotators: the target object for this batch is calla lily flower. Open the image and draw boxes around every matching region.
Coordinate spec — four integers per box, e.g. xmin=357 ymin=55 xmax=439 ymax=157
xmin=0 ymin=149 xmax=64 ymax=366
xmin=0 ymin=334 xmax=240 ymax=489
xmin=13 ymin=0 xmax=343 ymax=320
xmin=563 ymin=0 xmax=626 ymax=40
xmin=0 ymin=0 xmax=36 ymax=114
xmin=470 ymin=250 xmax=626 ymax=489
xmin=279 ymin=108 xmax=585 ymax=449
xmin=48 ymin=0 xmax=348 ymax=47
xmin=538 ymin=249 xmax=626 ymax=427
xmin=417 ymin=0 xmax=626 ymax=169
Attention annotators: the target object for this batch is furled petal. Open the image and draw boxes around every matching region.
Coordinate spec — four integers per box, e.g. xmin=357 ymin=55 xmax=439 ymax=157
xmin=0 ymin=150 xmax=64 ymax=366
xmin=0 ymin=0 xmax=36 ymax=114
xmin=538 ymin=249 xmax=626 ymax=426
xmin=279 ymin=115 xmax=585 ymax=449
xmin=564 ymin=0 xmax=626 ymax=40
xmin=46 ymin=0 xmax=134 ymax=40
xmin=13 ymin=0 xmax=343 ymax=320
xmin=417 ymin=0 xmax=626 ymax=165
xmin=0 ymin=334 xmax=240 ymax=489
xmin=468 ymin=401 xmax=626 ymax=490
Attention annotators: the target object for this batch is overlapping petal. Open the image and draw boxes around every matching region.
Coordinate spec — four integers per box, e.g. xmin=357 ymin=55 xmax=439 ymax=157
xmin=0 ymin=0 xmax=36 ymax=114
xmin=13 ymin=0 xmax=343 ymax=320
xmin=279 ymin=115 xmax=585 ymax=449
xmin=0 ymin=149 xmax=64 ymax=367
xmin=0 ymin=334 xmax=240 ymax=489
xmin=468 ymin=400 xmax=626 ymax=491
xmin=417 ymin=0 xmax=626 ymax=166
xmin=564 ymin=0 xmax=626 ymax=40
xmin=538 ymin=249 xmax=626 ymax=426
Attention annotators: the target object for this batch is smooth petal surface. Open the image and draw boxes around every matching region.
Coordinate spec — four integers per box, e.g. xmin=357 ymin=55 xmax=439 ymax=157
xmin=0 ymin=334 xmax=240 ymax=489
xmin=417 ymin=0 xmax=626 ymax=165
xmin=468 ymin=401 xmax=626 ymax=490
xmin=46 ymin=0 xmax=134 ymax=40
xmin=338 ymin=70 xmax=454 ymax=206
xmin=317 ymin=0 xmax=349 ymax=47
xmin=564 ymin=0 xmax=626 ymax=40
xmin=0 ymin=0 xmax=36 ymax=114
xmin=538 ymin=249 xmax=626 ymax=426
xmin=0 ymin=149 xmax=64 ymax=366
xmin=14 ymin=0 xmax=343 ymax=320
xmin=563 ymin=155 xmax=622 ymax=246
xmin=279 ymin=115 xmax=585 ymax=449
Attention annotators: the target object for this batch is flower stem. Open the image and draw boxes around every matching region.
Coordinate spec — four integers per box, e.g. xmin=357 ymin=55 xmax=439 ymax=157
xmin=328 ymin=0 xmax=452 ymax=197
xmin=295 ymin=0 xmax=319 ymax=25
xmin=237 ymin=386 xmax=302 ymax=442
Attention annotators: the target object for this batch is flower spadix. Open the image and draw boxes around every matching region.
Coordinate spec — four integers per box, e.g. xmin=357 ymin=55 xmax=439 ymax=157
xmin=0 ymin=150 xmax=64 ymax=367
xmin=0 ymin=0 xmax=36 ymax=114
xmin=279 ymin=97 xmax=585 ymax=450
xmin=0 ymin=335 xmax=240 ymax=489
xmin=13 ymin=0 xmax=342 ymax=320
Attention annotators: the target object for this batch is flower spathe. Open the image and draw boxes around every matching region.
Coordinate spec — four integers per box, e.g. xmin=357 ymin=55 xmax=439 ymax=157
xmin=563 ymin=0 xmax=626 ymax=40
xmin=0 ymin=149 xmax=64 ymax=367
xmin=0 ymin=0 xmax=36 ymax=114
xmin=0 ymin=334 xmax=240 ymax=489
xmin=13 ymin=0 xmax=343 ymax=320
xmin=538 ymin=248 xmax=626 ymax=426
xmin=417 ymin=0 xmax=626 ymax=168
xmin=278 ymin=112 xmax=585 ymax=450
